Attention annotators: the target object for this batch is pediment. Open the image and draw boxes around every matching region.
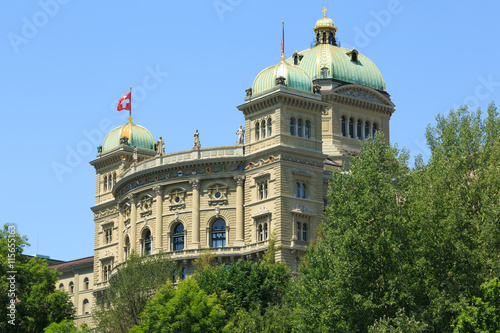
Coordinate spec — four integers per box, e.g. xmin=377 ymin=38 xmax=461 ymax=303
xmin=333 ymin=85 xmax=394 ymax=107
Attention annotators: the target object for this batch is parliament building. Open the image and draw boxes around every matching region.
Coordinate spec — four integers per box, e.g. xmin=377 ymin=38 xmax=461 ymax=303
xmin=53 ymin=10 xmax=395 ymax=326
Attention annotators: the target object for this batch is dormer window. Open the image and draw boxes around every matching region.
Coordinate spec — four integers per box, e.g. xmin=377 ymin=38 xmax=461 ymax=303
xmin=321 ymin=67 xmax=329 ymax=79
xmin=347 ymin=48 xmax=359 ymax=62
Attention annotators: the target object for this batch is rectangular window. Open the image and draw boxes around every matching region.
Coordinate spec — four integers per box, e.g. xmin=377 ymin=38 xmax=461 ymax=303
xmin=258 ymin=181 xmax=269 ymax=200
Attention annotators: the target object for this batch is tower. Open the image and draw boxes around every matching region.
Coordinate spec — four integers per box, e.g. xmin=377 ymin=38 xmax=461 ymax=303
xmin=289 ymin=9 xmax=395 ymax=165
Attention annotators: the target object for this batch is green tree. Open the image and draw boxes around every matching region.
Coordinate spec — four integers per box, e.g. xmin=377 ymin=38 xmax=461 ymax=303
xmin=453 ymin=278 xmax=500 ymax=332
xmin=130 ymin=278 xmax=226 ymax=333
xmin=43 ymin=319 xmax=92 ymax=333
xmin=92 ymin=252 xmax=175 ymax=333
xmin=0 ymin=224 xmax=75 ymax=332
xmin=293 ymin=134 xmax=415 ymax=332
xmin=194 ymin=259 xmax=291 ymax=318
xmin=407 ymin=103 xmax=500 ymax=330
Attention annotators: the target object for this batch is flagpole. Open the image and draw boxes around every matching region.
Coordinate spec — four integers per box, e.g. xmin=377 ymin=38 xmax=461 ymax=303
xmin=281 ymin=20 xmax=285 ymax=61
xmin=129 ymin=86 xmax=132 ymax=121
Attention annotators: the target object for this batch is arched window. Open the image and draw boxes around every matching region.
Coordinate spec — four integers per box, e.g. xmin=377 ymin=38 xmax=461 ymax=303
xmin=143 ymin=230 xmax=152 ymax=256
xmin=103 ymin=266 xmax=108 ymax=281
xmin=255 ymin=122 xmax=260 ymax=140
xmin=104 ymin=176 xmax=107 ymax=191
xmin=290 ymin=117 xmax=296 ymax=135
xmin=297 ymin=118 xmax=303 ymax=137
xmin=341 ymin=116 xmax=346 ymax=137
xmin=267 ymin=118 xmax=272 ymax=136
xmin=305 ymin=120 xmax=311 ymax=139
xmin=297 ymin=222 xmax=301 ymax=240
xmin=301 ymin=183 xmax=307 ymax=199
xmin=349 ymin=118 xmax=354 ymax=138
xmin=59 ymin=283 xmax=64 ymax=290
xmin=84 ymin=277 xmax=89 ymax=290
xmin=124 ymin=236 xmax=130 ymax=260
xmin=258 ymin=224 xmax=263 ymax=241
xmin=113 ymin=173 xmax=116 ymax=186
xmin=365 ymin=121 xmax=370 ymax=140
xmin=295 ymin=182 xmax=300 ymax=197
xmin=264 ymin=223 xmax=268 ymax=240
xmin=261 ymin=120 xmax=266 ymax=138
xmin=357 ymin=120 xmax=362 ymax=140
xmin=302 ymin=223 xmax=307 ymax=241
xmin=108 ymin=176 xmax=112 ymax=191
xmin=173 ymin=223 xmax=184 ymax=251
xmin=83 ymin=299 xmax=90 ymax=315
xmin=372 ymin=123 xmax=378 ymax=139
xmin=181 ymin=268 xmax=187 ymax=280
xmin=321 ymin=67 xmax=328 ymax=78
xmin=211 ymin=219 xmax=226 ymax=247
xmin=69 ymin=281 xmax=74 ymax=294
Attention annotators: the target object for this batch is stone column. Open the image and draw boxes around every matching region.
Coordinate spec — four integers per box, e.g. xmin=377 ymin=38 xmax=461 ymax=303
xmin=189 ymin=179 xmax=200 ymax=249
xmin=234 ymin=176 xmax=245 ymax=246
xmin=128 ymin=194 xmax=138 ymax=253
xmin=153 ymin=185 xmax=164 ymax=253
xmin=118 ymin=204 xmax=124 ymax=263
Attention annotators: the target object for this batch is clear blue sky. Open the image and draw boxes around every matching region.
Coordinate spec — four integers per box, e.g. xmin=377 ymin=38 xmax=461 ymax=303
xmin=1 ymin=1 xmax=499 ymax=261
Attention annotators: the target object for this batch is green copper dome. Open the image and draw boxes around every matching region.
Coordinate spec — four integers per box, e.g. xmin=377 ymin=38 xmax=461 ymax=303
xmin=314 ymin=17 xmax=336 ymax=30
xmin=288 ymin=44 xmax=386 ymax=91
xmin=102 ymin=121 xmax=156 ymax=153
xmin=252 ymin=60 xmax=313 ymax=96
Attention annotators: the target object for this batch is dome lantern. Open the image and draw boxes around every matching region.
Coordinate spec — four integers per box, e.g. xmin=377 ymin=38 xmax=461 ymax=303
xmin=314 ymin=7 xmax=337 ymax=46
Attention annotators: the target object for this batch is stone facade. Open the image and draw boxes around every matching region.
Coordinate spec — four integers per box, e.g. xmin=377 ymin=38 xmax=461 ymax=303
xmin=55 ymin=11 xmax=395 ymax=324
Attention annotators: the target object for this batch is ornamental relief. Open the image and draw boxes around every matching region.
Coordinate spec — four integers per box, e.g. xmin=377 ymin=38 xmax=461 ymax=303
xmin=168 ymin=189 xmax=186 ymax=210
xmin=335 ymin=88 xmax=388 ymax=106
xmin=94 ymin=206 xmax=118 ymax=219
xmin=207 ymin=184 xmax=229 ymax=205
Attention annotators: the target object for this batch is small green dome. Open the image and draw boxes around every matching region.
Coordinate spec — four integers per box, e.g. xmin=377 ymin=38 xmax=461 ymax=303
xmin=102 ymin=121 xmax=156 ymax=153
xmin=252 ymin=60 xmax=313 ymax=96
xmin=288 ymin=44 xmax=386 ymax=91
xmin=314 ymin=17 xmax=336 ymax=31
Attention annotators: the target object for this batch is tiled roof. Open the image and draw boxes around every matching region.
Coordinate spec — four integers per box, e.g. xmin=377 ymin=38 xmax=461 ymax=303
xmin=51 ymin=256 xmax=94 ymax=271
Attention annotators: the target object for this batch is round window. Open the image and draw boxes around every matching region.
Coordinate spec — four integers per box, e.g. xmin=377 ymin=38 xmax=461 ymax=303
xmin=175 ymin=196 xmax=180 ymax=203
xmin=215 ymin=192 xmax=221 ymax=199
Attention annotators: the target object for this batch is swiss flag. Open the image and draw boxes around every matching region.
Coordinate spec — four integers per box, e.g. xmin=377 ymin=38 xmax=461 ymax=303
xmin=117 ymin=92 xmax=131 ymax=111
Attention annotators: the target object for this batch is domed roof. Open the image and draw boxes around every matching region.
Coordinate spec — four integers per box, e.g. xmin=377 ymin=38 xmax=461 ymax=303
xmin=102 ymin=120 xmax=156 ymax=153
xmin=252 ymin=59 xmax=313 ymax=96
xmin=314 ymin=17 xmax=336 ymax=31
xmin=288 ymin=44 xmax=386 ymax=91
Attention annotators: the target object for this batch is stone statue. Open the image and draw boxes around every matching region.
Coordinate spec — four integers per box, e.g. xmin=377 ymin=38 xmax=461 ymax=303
xmin=120 ymin=136 xmax=129 ymax=145
xmin=236 ymin=125 xmax=245 ymax=145
xmin=313 ymin=84 xmax=321 ymax=94
xmin=193 ymin=129 xmax=201 ymax=150
xmin=245 ymin=87 xmax=253 ymax=97
xmin=133 ymin=146 xmax=138 ymax=164
xmin=276 ymin=76 xmax=286 ymax=86
xmin=155 ymin=136 xmax=165 ymax=156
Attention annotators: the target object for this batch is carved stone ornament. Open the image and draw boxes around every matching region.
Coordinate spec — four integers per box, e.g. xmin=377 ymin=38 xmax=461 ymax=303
xmin=215 ymin=206 xmax=220 ymax=218
xmin=291 ymin=204 xmax=314 ymax=216
xmin=252 ymin=206 xmax=271 ymax=218
xmin=153 ymin=185 xmax=163 ymax=196
xmin=120 ymin=136 xmax=129 ymax=145
xmin=275 ymin=76 xmax=286 ymax=86
xmin=313 ymin=84 xmax=321 ymax=94
xmin=234 ymin=175 xmax=245 ymax=186
xmin=174 ymin=211 xmax=179 ymax=221
xmin=245 ymin=87 xmax=253 ymax=96
xmin=189 ymin=179 xmax=200 ymax=189
xmin=337 ymin=88 xmax=385 ymax=105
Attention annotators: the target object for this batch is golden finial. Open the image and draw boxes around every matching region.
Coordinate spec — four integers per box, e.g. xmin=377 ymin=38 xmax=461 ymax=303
xmin=128 ymin=116 xmax=133 ymax=122
xmin=322 ymin=7 xmax=328 ymax=18
xmin=280 ymin=54 xmax=286 ymax=61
